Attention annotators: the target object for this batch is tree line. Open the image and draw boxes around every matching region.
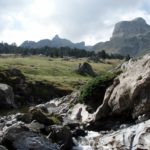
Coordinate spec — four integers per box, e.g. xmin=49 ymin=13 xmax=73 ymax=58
xmin=0 ymin=42 xmax=125 ymax=59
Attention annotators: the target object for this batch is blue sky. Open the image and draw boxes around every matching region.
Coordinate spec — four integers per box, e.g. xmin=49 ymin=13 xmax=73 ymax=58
xmin=0 ymin=0 xmax=150 ymax=46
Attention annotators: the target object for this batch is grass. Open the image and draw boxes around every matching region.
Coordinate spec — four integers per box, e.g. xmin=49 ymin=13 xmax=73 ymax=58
xmin=0 ymin=55 xmax=121 ymax=90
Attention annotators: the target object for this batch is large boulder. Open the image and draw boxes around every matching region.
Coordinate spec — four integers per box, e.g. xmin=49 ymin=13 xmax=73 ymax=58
xmin=95 ymin=54 xmax=150 ymax=121
xmin=2 ymin=125 xmax=60 ymax=150
xmin=49 ymin=125 xmax=73 ymax=150
xmin=0 ymin=84 xmax=15 ymax=108
xmin=76 ymin=62 xmax=96 ymax=77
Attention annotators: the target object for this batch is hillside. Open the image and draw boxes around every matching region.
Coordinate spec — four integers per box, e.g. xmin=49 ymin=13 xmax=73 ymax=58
xmin=0 ymin=55 xmax=121 ymax=90
xmin=94 ymin=17 xmax=150 ymax=56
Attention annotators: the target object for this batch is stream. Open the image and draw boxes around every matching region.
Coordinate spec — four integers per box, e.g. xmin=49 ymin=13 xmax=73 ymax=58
xmin=73 ymin=131 xmax=100 ymax=150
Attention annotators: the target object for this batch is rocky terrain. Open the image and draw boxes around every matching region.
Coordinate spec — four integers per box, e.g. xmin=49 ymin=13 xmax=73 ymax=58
xmin=0 ymin=54 xmax=150 ymax=149
xmin=0 ymin=68 xmax=71 ymax=108
xmin=21 ymin=35 xmax=91 ymax=50
xmin=94 ymin=17 xmax=150 ymax=56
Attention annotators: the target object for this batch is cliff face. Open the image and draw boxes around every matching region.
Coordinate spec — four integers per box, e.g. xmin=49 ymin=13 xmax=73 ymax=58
xmin=94 ymin=17 xmax=150 ymax=57
xmin=112 ymin=17 xmax=150 ymax=39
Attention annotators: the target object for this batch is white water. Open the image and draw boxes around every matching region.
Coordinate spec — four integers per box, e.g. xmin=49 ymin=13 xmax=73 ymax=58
xmin=73 ymin=120 xmax=150 ymax=150
xmin=70 ymin=103 xmax=92 ymax=122
xmin=72 ymin=131 xmax=100 ymax=150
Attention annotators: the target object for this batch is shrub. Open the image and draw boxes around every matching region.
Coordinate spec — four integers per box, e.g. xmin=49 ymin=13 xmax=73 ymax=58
xmin=79 ymin=72 xmax=118 ymax=110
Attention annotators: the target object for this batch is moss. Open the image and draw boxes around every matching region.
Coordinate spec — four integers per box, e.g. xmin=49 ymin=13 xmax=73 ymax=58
xmin=30 ymin=108 xmax=62 ymax=125
xmin=49 ymin=116 xmax=61 ymax=125
xmin=79 ymin=72 xmax=118 ymax=110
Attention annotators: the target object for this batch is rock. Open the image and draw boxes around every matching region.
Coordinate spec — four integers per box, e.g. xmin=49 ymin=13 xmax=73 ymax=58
xmin=95 ymin=54 xmax=150 ymax=122
xmin=74 ymin=119 xmax=150 ymax=150
xmin=98 ymin=120 xmax=150 ymax=150
xmin=112 ymin=17 xmax=150 ymax=39
xmin=27 ymin=120 xmax=45 ymax=133
xmin=16 ymin=113 xmax=33 ymax=123
xmin=94 ymin=17 xmax=150 ymax=56
xmin=0 ymin=145 xmax=8 ymax=150
xmin=29 ymin=107 xmax=60 ymax=125
xmin=7 ymin=68 xmax=25 ymax=79
xmin=72 ymin=128 xmax=87 ymax=138
xmin=0 ymin=84 xmax=15 ymax=108
xmin=49 ymin=125 xmax=73 ymax=150
xmin=76 ymin=62 xmax=96 ymax=77
xmin=2 ymin=125 xmax=59 ymax=150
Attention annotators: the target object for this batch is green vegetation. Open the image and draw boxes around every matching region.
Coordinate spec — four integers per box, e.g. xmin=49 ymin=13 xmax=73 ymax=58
xmin=0 ymin=55 xmax=121 ymax=91
xmin=0 ymin=42 xmax=124 ymax=59
xmin=79 ymin=72 xmax=118 ymax=110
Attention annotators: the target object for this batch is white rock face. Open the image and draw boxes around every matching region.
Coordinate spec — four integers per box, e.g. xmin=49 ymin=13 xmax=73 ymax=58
xmin=74 ymin=119 xmax=150 ymax=150
xmin=95 ymin=54 xmax=150 ymax=120
xmin=99 ymin=120 xmax=150 ymax=150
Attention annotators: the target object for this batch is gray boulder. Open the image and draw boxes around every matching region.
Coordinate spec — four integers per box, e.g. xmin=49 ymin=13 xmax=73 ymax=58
xmin=2 ymin=125 xmax=59 ymax=150
xmin=76 ymin=62 xmax=96 ymax=77
xmin=95 ymin=54 xmax=150 ymax=121
xmin=0 ymin=84 xmax=15 ymax=108
xmin=49 ymin=125 xmax=73 ymax=150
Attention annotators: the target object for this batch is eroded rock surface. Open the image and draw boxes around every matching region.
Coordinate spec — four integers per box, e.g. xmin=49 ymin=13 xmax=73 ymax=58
xmin=0 ymin=84 xmax=15 ymax=109
xmin=73 ymin=119 xmax=150 ymax=150
xmin=95 ymin=54 xmax=150 ymax=121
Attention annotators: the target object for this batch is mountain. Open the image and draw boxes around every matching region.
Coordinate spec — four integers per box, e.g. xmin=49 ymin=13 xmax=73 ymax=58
xmin=21 ymin=35 xmax=91 ymax=50
xmin=94 ymin=17 xmax=150 ymax=56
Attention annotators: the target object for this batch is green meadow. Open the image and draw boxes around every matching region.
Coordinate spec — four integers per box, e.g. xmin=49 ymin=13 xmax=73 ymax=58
xmin=0 ymin=55 xmax=121 ymax=90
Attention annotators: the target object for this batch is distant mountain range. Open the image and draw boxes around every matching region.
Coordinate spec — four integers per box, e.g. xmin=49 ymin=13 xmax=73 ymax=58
xmin=21 ymin=35 xmax=92 ymax=50
xmin=21 ymin=17 xmax=150 ymax=57
xmin=94 ymin=17 xmax=150 ymax=56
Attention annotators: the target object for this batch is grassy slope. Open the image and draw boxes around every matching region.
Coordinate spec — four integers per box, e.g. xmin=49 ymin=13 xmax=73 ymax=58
xmin=0 ymin=55 xmax=121 ymax=90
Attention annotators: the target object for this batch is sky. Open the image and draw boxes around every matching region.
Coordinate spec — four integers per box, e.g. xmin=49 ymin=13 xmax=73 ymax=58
xmin=0 ymin=0 xmax=150 ymax=46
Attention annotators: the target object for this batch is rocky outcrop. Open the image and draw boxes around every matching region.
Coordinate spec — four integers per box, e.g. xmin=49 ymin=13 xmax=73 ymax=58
xmin=76 ymin=62 xmax=96 ymax=77
xmin=0 ymin=68 xmax=72 ymax=107
xmin=0 ymin=84 xmax=15 ymax=108
xmin=95 ymin=54 xmax=150 ymax=122
xmin=94 ymin=17 xmax=150 ymax=56
xmin=2 ymin=125 xmax=60 ymax=150
xmin=0 ymin=92 xmax=81 ymax=150
xmin=112 ymin=17 xmax=150 ymax=39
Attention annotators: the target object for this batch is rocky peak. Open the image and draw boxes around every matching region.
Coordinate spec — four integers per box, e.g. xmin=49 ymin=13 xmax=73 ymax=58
xmin=112 ymin=17 xmax=150 ymax=39
xmin=133 ymin=17 xmax=147 ymax=24
xmin=52 ymin=34 xmax=60 ymax=41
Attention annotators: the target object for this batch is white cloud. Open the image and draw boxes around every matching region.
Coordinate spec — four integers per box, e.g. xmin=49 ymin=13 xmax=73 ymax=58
xmin=0 ymin=0 xmax=150 ymax=45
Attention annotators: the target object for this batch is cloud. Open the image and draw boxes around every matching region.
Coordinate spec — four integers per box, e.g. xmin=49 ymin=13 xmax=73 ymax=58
xmin=0 ymin=0 xmax=150 ymax=45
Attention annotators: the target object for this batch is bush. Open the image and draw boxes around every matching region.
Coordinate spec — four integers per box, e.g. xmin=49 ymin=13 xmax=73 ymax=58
xmin=79 ymin=72 xmax=118 ymax=110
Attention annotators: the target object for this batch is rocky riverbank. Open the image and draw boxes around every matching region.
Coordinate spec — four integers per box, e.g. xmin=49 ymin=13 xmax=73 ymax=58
xmin=0 ymin=54 xmax=150 ymax=149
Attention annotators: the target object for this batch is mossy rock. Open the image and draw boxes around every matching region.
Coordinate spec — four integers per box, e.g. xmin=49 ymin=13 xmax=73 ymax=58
xmin=29 ymin=108 xmax=62 ymax=125
xmin=79 ymin=72 xmax=118 ymax=111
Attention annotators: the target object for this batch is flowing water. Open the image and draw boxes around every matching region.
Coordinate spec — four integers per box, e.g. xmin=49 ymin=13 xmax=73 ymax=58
xmin=73 ymin=131 xmax=101 ymax=150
